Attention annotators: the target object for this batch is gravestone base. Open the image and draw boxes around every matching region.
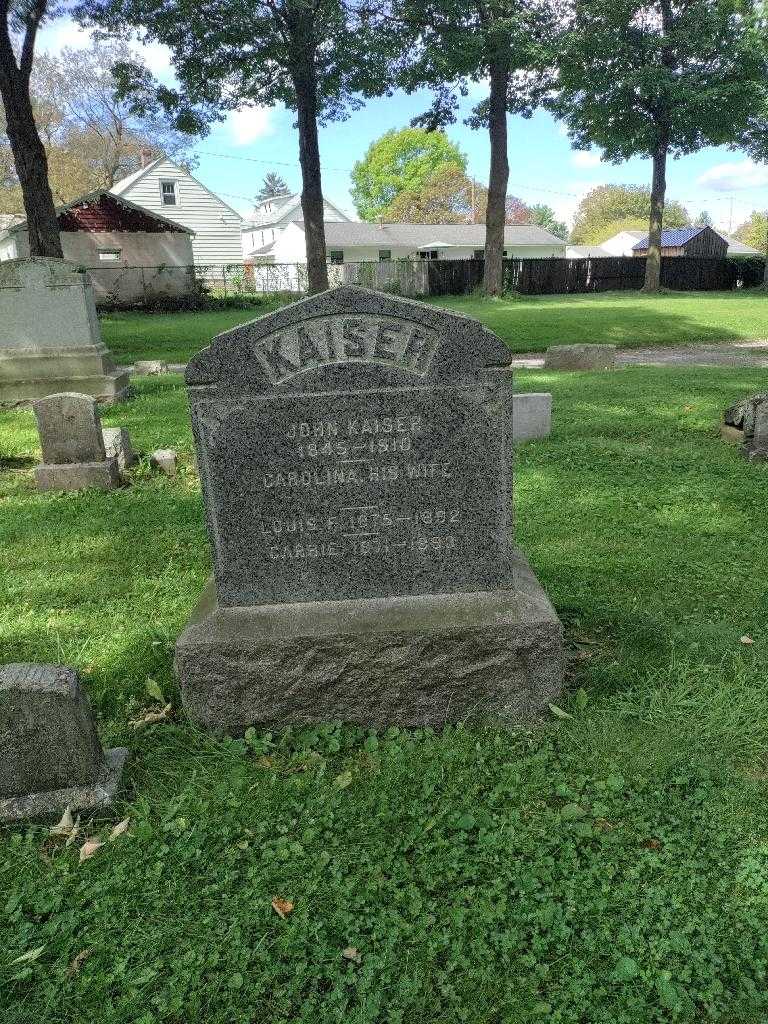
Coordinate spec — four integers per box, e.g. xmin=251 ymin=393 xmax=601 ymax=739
xmin=35 ymin=457 xmax=121 ymax=492
xmin=0 ymin=352 xmax=130 ymax=406
xmin=176 ymin=549 xmax=563 ymax=732
xmin=0 ymin=747 xmax=128 ymax=824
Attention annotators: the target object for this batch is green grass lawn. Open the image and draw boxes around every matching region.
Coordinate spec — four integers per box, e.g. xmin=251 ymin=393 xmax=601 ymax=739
xmin=101 ymin=289 xmax=768 ymax=364
xmin=2 ymin=367 xmax=768 ymax=1022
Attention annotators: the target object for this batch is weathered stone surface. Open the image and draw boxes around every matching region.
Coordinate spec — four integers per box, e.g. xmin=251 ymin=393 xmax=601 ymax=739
xmin=0 ymin=258 xmax=129 ymax=404
xmin=513 ymin=392 xmax=552 ymax=442
xmin=723 ymin=392 xmax=768 ymax=436
xmin=150 ymin=448 xmax=178 ymax=476
xmin=0 ymin=663 xmax=127 ymax=821
xmin=544 ymin=344 xmax=617 ymax=371
xmin=720 ymin=424 xmax=745 ymax=445
xmin=134 ymin=360 xmax=169 ymax=376
xmin=102 ymin=426 xmax=137 ymax=470
xmin=744 ymin=401 xmax=768 ymax=462
xmin=177 ymin=550 xmax=563 ymax=731
xmin=34 ymin=392 xmax=105 ymax=464
xmin=35 ymin=458 xmax=120 ymax=492
xmin=177 ymin=285 xmax=564 ymax=729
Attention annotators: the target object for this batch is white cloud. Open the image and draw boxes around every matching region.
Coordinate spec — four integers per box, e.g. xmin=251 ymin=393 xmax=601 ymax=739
xmin=697 ymin=159 xmax=768 ymax=192
xmin=571 ymin=150 xmax=602 ymax=169
xmin=229 ymin=107 xmax=274 ymax=146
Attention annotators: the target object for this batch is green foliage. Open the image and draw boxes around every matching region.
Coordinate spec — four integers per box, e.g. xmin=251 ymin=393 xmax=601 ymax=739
xmin=384 ymin=162 xmax=483 ymax=224
xmin=255 ymin=173 xmax=290 ymax=202
xmin=351 ymin=128 xmax=467 ymax=221
xmin=3 ymin=360 xmax=768 ymax=1021
xmin=735 ymin=211 xmax=768 ymax=253
xmin=551 ymin=0 xmax=768 ymax=163
xmin=695 ymin=210 xmax=713 ymax=227
xmin=571 ymin=187 xmax=689 ymax=244
xmin=529 ymin=203 xmax=567 ymax=240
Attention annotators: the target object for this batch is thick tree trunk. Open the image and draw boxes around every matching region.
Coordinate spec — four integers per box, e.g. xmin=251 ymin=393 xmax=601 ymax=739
xmin=289 ymin=17 xmax=328 ymax=296
xmin=483 ymin=58 xmax=509 ymax=297
xmin=643 ymin=133 xmax=668 ymax=293
xmin=763 ymin=214 xmax=768 ymax=289
xmin=0 ymin=55 xmax=62 ymax=257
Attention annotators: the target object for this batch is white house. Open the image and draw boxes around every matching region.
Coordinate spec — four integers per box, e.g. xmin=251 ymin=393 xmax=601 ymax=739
xmin=111 ymin=154 xmax=243 ymax=267
xmin=597 ymin=230 xmax=647 ymax=256
xmin=566 ymin=243 xmax=612 ymax=258
xmin=241 ymin=193 xmax=353 ymax=259
xmin=246 ymin=220 xmax=566 ymax=266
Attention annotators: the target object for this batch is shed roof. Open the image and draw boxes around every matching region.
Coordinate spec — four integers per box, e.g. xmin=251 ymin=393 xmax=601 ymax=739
xmin=632 ymin=227 xmax=707 ymax=250
xmin=3 ymin=190 xmax=193 ymax=236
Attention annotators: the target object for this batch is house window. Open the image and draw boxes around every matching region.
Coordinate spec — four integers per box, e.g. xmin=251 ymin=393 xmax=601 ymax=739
xmin=160 ymin=180 xmax=177 ymax=206
xmin=418 ymin=250 xmax=439 ymax=261
xmin=329 ymin=250 xmax=344 ymax=264
xmin=98 ymin=249 xmax=122 ymax=262
xmin=378 ymin=249 xmax=392 ymax=262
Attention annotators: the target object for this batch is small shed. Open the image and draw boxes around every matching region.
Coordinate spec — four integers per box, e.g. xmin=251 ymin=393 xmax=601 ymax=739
xmin=0 ymin=191 xmax=195 ymax=305
xmin=632 ymin=226 xmax=729 ymax=258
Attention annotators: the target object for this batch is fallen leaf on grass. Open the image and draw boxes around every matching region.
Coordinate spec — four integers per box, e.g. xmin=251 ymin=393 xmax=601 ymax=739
xmin=548 ymin=703 xmax=573 ymax=720
xmin=79 ymin=838 xmax=103 ymax=863
xmin=109 ymin=817 xmax=131 ymax=841
xmin=741 ymin=635 xmax=755 ymax=645
xmin=8 ymin=946 xmax=45 ymax=967
xmin=129 ymin=703 xmax=172 ymax=729
xmin=594 ymin=818 xmax=615 ymax=831
xmin=333 ymin=770 xmax=353 ymax=789
xmin=66 ymin=948 xmax=94 ymax=977
xmin=145 ymin=677 xmax=165 ymax=702
xmin=271 ymin=897 xmax=294 ymax=919
xmin=341 ymin=947 xmax=362 ymax=964
xmin=49 ymin=806 xmax=74 ymax=837
xmin=642 ymin=838 xmax=662 ymax=850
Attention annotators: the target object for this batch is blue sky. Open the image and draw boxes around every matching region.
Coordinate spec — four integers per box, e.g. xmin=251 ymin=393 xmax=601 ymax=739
xmin=41 ymin=20 xmax=768 ymax=233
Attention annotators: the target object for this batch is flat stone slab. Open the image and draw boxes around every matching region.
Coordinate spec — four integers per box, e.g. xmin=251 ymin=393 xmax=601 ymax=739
xmin=544 ymin=344 xmax=617 ymax=371
xmin=176 ymin=548 xmax=564 ymax=732
xmin=0 ymin=747 xmax=128 ymax=824
xmin=35 ymin=458 xmax=120 ymax=492
xmin=512 ymin=392 xmax=552 ymax=442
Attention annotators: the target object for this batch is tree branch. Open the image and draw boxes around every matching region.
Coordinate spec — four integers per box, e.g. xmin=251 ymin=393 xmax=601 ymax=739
xmin=20 ymin=0 xmax=48 ymax=80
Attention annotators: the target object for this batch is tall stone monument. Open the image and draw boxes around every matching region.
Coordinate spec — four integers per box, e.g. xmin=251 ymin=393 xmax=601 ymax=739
xmin=175 ymin=286 xmax=563 ymax=730
xmin=0 ymin=258 xmax=129 ymax=405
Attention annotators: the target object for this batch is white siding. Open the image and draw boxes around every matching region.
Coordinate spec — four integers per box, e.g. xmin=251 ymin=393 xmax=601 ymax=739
xmin=112 ymin=159 xmax=243 ymax=267
xmin=267 ymin=226 xmax=565 ymax=266
xmin=241 ymin=199 xmax=351 ymax=257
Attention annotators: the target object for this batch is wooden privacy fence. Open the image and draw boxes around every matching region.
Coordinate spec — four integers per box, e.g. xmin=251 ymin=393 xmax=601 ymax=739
xmin=427 ymin=256 xmax=765 ymax=296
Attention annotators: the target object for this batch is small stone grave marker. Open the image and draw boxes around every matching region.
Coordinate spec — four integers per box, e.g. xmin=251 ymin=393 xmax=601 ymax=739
xmin=176 ymin=286 xmax=563 ymax=731
xmin=0 ymin=663 xmax=127 ymax=822
xmin=33 ymin=392 xmax=120 ymax=491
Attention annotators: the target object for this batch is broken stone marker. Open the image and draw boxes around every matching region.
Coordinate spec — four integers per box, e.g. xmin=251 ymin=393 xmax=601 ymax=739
xmin=0 ymin=663 xmax=128 ymax=823
xmin=544 ymin=344 xmax=617 ymax=371
xmin=33 ymin=392 xmax=120 ymax=491
xmin=150 ymin=448 xmax=177 ymax=476
xmin=134 ymin=360 xmax=169 ymax=376
xmin=102 ymin=426 xmax=137 ymax=470
xmin=722 ymin=393 xmax=768 ymax=449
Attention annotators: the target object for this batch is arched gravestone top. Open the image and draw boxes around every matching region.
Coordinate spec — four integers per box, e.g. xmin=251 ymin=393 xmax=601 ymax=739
xmin=186 ymin=286 xmax=512 ymax=393
xmin=186 ymin=286 xmax=515 ymax=608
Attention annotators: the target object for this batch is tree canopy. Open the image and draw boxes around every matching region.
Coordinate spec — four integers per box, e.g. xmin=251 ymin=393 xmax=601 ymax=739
xmin=256 ymin=173 xmax=291 ymax=201
xmin=77 ymin=0 xmax=391 ymax=291
xmin=529 ymin=203 xmax=567 ymax=240
xmin=734 ymin=211 xmax=768 ymax=253
xmin=551 ymin=0 xmax=768 ymax=289
xmin=0 ymin=40 xmax=196 ymax=214
xmin=351 ymin=127 xmax=467 ymax=221
xmin=570 ymin=185 xmax=688 ymax=244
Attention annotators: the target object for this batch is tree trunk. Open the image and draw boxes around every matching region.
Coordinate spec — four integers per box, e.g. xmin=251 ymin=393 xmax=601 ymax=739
xmin=0 ymin=58 xmax=62 ymax=258
xmin=763 ymin=213 xmax=768 ymax=289
xmin=289 ymin=16 xmax=328 ymax=296
xmin=483 ymin=59 xmax=509 ymax=296
xmin=643 ymin=133 xmax=668 ymax=293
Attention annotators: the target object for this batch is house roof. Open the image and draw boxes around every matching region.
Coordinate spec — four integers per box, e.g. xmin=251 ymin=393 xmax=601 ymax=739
xmin=720 ymin=234 xmax=762 ymax=255
xmin=566 ymin=244 xmax=612 ymax=258
xmin=110 ymin=158 xmax=165 ymax=195
xmin=3 ymin=189 xmax=193 ymax=235
xmin=243 ymin=193 xmax=354 ymax=229
xmin=297 ymin=221 xmax=566 ymax=248
xmin=632 ymin=226 xmax=708 ymax=250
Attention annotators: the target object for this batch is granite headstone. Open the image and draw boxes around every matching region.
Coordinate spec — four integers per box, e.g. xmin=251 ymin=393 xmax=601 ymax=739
xmin=175 ymin=286 xmax=563 ymax=730
xmin=0 ymin=663 xmax=127 ymax=822
xmin=33 ymin=392 xmax=120 ymax=491
xmin=0 ymin=258 xmax=129 ymax=405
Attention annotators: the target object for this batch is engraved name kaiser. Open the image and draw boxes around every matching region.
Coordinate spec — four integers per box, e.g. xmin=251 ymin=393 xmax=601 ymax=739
xmin=252 ymin=315 xmax=438 ymax=385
